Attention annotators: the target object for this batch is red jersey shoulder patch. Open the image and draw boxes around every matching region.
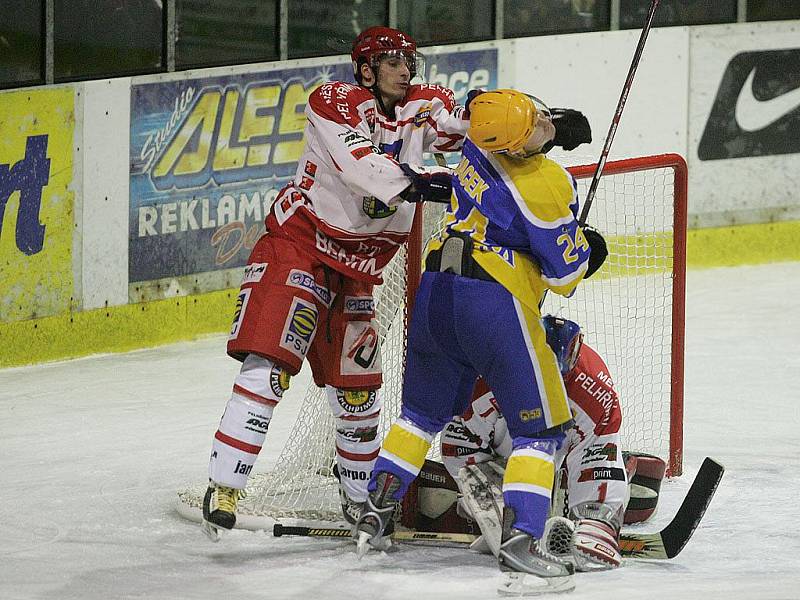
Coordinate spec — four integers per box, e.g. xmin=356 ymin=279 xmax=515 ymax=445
xmin=309 ymin=82 xmax=374 ymax=128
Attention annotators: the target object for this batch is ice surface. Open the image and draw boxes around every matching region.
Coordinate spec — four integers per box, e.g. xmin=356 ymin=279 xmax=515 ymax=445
xmin=1 ymin=263 xmax=799 ymax=599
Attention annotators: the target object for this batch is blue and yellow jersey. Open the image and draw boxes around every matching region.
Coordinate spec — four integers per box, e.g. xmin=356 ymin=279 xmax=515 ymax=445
xmin=428 ymin=139 xmax=590 ymax=312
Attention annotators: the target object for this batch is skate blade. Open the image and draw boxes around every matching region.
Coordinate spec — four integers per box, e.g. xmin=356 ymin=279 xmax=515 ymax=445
xmin=201 ymin=520 xmax=222 ymax=543
xmin=355 ymin=531 xmax=372 ymax=559
xmin=497 ymin=572 xmax=575 ymax=596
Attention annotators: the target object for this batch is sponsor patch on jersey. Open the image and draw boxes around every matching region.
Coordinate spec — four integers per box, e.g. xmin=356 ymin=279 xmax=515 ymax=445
xmin=335 ymin=388 xmax=377 ymax=414
xmin=341 ymin=321 xmax=381 ymax=375
xmin=242 ymin=262 xmax=267 ymax=284
xmin=351 ymin=146 xmax=377 ymax=160
xmin=269 ymin=365 xmax=291 ymax=399
xmin=229 ymin=288 xmax=252 ymax=339
xmin=286 ymin=269 xmax=333 ymax=306
xmin=279 ymin=297 xmax=318 ymax=359
xmin=343 ymin=295 xmax=375 ymax=315
xmin=362 ymin=196 xmax=397 ymax=219
xmin=581 ymin=442 xmax=618 ymax=464
xmin=519 ymin=408 xmax=542 ymax=422
xmin=577 ymin=467 xmax=627 ymax=482
xmin=413 ymin=103 xmax=432 ymax=127
xmin=336 ymin=425 xmax=378 ymax=443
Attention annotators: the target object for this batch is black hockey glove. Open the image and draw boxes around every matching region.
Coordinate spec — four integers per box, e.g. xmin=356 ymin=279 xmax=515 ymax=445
xmin=583 ymin=225 xmax=608 ymax=279
xmin=399 ymin=163 xmax=453 ymax=204
xmin=546 ymin=108 xmax=592 ymax=152
xmin=464 ymin=89 xmax=485 ymax=119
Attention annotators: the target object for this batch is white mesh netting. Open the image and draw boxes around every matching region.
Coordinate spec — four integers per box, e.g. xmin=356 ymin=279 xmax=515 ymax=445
xmin=177 ymin=155 xmax=685 ymax=524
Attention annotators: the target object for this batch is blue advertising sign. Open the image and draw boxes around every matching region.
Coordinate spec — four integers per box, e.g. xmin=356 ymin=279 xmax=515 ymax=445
xmin=129 ymin=48 xmax=497 ymax=283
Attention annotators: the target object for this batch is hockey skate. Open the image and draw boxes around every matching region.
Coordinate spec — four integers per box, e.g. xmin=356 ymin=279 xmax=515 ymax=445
xmin=497 ymin=509 xmax=575 ymax=596
xmin=333 ymin=464 xmax=364 ymax=526
xmin=353 ymin=472 xmax=399 ymax=558
xmin=202 ymin=482 xmax=242 ymax=542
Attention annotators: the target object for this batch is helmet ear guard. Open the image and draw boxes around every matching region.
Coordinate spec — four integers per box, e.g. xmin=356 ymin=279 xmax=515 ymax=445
xmin=542 ymin=315 xmax=583 ymax=375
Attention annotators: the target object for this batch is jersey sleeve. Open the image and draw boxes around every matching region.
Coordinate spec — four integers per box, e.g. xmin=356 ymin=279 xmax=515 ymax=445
xmin=306 ymin=82 xmax=410 ymax=204
xmin=503 ymin=156 xmax=590 ymax=297
xmin=407 ymin=84 xmax=468 ymax=154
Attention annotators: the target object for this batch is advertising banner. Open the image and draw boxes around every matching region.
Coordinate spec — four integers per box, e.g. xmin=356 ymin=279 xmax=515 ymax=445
xmin=689 ymin=23 xmax=800 ymax=226
xmin=0 ymin=88 xmax=75 ymax=322
xmin=129 ymin=48 xmax=497 ymax=284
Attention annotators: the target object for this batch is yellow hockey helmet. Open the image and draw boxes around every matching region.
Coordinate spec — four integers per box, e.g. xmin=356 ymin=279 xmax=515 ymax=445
xmin=467 ymin=89 xmax=538 ymax=154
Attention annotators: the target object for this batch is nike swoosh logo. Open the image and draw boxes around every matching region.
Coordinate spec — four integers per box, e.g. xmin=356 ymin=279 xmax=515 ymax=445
xmin=735 ymin=67 xmax=800 ymax=132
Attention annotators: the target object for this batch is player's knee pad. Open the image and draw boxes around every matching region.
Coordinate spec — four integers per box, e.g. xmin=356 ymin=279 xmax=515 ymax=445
xmin=325 ymin=385 xmax=382 ymax=419
xmin=326 ymin=386 xmax=383 ymax=502
xmin=209 ymin=354 xmax=289 ymax=487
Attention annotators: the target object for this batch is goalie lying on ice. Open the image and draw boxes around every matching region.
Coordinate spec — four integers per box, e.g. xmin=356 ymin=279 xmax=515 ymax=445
xmin=435 ymin=316 xmax=666 ymax=570
xmin=354 ymin=89 xmax=605 ymax=595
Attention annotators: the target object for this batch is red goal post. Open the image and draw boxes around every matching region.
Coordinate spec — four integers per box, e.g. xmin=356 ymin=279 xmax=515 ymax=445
xmin=407 ymin=152 xmax=687 ymax=477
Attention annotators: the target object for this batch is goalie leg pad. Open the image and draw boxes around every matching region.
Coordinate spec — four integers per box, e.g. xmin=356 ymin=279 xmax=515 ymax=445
xmin=572 ymin=518 xmax=622 ymax=570
xmin=623 ymin=452 xmax=667 ymax=524
xmin=209 ymin=354 xmax=284 ymax=488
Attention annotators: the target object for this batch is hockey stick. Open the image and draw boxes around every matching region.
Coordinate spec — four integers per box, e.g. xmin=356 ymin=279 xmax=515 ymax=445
xmin=273 ymin=458 xmax=723 ymax=559
xmin=579 ymin=0 xmax=660 ymax=225
xmin=618 ymin=457 xmax=724 ymax=559
xmin=273 ymin=523 xmax=476 ymax=546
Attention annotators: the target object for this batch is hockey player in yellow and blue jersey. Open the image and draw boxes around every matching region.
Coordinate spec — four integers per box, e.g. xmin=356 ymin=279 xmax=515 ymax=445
xmin=354 ymin=89 xmax=607 ymax=595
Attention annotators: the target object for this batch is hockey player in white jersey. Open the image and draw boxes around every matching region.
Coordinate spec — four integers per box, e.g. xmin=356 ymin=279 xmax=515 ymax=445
xmin=202 ymin=26 xmax=471 ymax=540
xmin=441 ymin=316 xmax=629 ymax=571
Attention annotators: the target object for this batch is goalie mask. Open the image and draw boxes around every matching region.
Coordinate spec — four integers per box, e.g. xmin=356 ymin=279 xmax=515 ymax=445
xmin=542 ymin=315 xmax=583 ymax=375
xmin=351 ymin=26 xmax=424 ymax=85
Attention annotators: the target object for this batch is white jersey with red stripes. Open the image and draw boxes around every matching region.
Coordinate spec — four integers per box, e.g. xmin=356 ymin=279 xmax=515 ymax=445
xmin=441 ymin=342 xmax=628 ymax=519
xmin=266 ymin=81 xmax=468 ymax=283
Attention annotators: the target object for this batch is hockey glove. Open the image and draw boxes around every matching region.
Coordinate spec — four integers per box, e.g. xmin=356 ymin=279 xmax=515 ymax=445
xmin=464 ymin=89 xmax=485 ymax=119
xmin=583 ymin=225 xmax=608 ymax=279
xmin=399 ymin=163 xmax=453 ymax=204
xmin=546 ymin=108 xmax=592 ymax=152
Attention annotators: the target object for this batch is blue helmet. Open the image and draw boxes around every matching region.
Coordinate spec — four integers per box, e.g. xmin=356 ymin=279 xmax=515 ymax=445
xmin=542 ymin=315 xmax=583 ymax=375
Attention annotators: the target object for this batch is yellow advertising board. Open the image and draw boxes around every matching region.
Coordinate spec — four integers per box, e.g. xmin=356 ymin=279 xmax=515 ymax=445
xmin=0 ymin=87 xmax=75 ymax=322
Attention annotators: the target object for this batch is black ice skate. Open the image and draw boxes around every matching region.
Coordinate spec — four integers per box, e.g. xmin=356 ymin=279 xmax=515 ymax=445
xmin=333 ymin=464 xmax=364 ymax=525
xmin=202 ymin=481 xmax=242 ymax=542
xmin=353 ymin=471 xmax=399 ymax=558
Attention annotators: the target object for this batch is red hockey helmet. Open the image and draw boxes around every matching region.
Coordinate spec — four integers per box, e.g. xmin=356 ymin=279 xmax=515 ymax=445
xmin=351 ymin=26 xmax=424 ymax=84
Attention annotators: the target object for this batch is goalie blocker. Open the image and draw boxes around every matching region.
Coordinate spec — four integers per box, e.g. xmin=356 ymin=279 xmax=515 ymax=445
xmin=400 ymin=453 xmax=666 ymax=534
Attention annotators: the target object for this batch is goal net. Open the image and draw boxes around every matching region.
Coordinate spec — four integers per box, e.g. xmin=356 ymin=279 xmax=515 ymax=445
xmin=177 ymin=153 xmax=687 ymax=526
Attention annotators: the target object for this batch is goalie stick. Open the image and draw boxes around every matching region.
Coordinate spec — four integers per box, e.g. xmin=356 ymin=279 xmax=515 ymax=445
xmin=618 ymin=457 xmax=724 ymax=559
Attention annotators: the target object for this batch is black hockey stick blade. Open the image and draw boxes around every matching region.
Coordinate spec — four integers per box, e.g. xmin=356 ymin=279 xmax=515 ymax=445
xmin=620 ymin=457 xmax=724 ymax=559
